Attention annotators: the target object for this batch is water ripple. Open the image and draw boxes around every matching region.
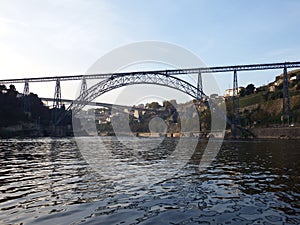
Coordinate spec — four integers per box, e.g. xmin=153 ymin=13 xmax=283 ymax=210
xmin=0 ymin=138 xmax=299 ymax=224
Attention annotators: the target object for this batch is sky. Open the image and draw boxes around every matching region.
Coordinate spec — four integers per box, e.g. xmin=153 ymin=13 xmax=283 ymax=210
xmin=0 ymin=0 xmax=299 ymax=104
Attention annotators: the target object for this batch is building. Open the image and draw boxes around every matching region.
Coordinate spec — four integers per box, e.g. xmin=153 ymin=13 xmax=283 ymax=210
xmin=224 ymin=87 xmax=244 ymax=97
xmin=290 ymin=74 xmax=300 ymax=81
xmin=269 ymin=81 xmax=280 ymax=92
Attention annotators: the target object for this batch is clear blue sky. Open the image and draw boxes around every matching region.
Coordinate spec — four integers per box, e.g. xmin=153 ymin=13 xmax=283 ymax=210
xmin=0 ymin=0 xmax=299 ymax=101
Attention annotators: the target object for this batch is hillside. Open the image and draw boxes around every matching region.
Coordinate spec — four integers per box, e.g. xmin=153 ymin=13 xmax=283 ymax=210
xmin=228 ymin=69 xmax=300 ymax=127
xmin=0 ymin=84 xmax=72 ymax=137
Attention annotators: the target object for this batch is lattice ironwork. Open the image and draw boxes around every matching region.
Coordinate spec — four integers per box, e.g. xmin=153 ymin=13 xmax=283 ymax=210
xmin=23 ymin=80 xmax=30 ymax=113
xmin=197 ymin=72 xmax=203 ymax=100
xmin=231 ymin=70 xmax=240 ymax=138
xmin=1 ymin=61 xmax=300 ymax=84
xmin=51 ymin=78 xmax=62 ymax=125
xmin=53 ymin=78 xmax=62 ymax=109
xmin=282 ymin=66 xmax=290 ymax=124
xmin=68 ymin=73 xmax=206 ymax=114
xmin=80 ymin=77 xmax=87 ymax=95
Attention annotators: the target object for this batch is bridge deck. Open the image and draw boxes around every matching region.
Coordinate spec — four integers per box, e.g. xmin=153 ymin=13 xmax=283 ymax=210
xmin=40 ymin=97 xmax=158 ymax=112
xmin=1 ymin=61 xmax=300 ymax=83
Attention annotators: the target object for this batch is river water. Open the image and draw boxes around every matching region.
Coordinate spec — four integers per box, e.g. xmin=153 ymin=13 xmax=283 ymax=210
xmin=0 ymin=137 xmax=299 ymax=224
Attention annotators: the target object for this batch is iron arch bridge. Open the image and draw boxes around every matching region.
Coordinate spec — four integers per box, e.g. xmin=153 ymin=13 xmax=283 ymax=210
xmin=67 ymin=72 xmax=206 ymax=114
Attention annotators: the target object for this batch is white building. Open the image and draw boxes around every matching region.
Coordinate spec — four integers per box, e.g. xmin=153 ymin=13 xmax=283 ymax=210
xmin=224 ymin=87 xmax=243 ymax=97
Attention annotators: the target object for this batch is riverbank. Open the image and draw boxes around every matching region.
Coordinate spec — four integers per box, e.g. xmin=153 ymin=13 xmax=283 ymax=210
xmin=250 ymin=126 xmax=300 ymax=140
xmin=117 ymin=128 xmax=300 ymax=140
xmin=0 ymin=123 xmax=73 ymax=138
xmin=1 ymin=126 xmax=300 ymax=140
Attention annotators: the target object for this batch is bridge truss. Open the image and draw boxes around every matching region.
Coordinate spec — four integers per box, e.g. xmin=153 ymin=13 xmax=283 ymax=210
xmin=1 ymin=61 xmax=300 ymax=129
xmin=68 ymin=73 xmax=206 ymax=114
xmin=1 ymin=61 xmax=300 ymax=84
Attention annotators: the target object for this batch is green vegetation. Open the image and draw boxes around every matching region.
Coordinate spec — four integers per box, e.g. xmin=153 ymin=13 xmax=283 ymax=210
xmin=0 ymin=84 xmax=71 ymax=137
xmin=239 ymin=93 xmax=264 ymax=108
xmin=227 ymin=69 xmax=300 ymax=127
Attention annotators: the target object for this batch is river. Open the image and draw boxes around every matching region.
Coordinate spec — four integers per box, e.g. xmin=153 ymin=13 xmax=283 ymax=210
xmin=0 ymin=137 xmax=299 ymax=224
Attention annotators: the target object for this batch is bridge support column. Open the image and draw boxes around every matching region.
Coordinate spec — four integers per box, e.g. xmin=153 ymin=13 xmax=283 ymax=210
xmin=53 ymin=78 xmax=62 ymax=108
xmin=80 ymin=77 xmax=87 ymax=95
xmin=195 ymin=72 xmax=203 ymax=131
xmin=51 ymin=78 xmax=62 ymax=125
xmin=232 ymin=70 xmax=240 ymax=138
xmin=197 ymin=72 xmax=203 ymax=100
xmin=282 ymin=66 xmax=290 ymax=125
xmin=23 ymin=80 xmax=30 ymax=113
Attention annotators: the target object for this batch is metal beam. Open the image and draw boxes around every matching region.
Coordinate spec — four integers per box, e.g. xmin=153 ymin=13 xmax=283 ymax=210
xmin=1 ymin=61 xmax=300 ymax=84
xmin=53 ymin=78 xmax=62 ymax=109
xmin=23 ymin=80 xmax=29 ymax=95
xmin=231 ymin=70 xmax=240 ymax=138
xmin=40 ymin=97 xmax=158 ymax=112
xmin=67 ymin=73 xmax=206 ymax=115
xmin=197 ymin=71 xmax=203 ymax=100
xmin=80 ymin=77 xmax=87 ymax=95
xmin=282 ymin=66 xmax=290 ymax=125
xmin=23 ymin=80 xmax=30 ymax=113
xmin=50 ymin=78 xmax=62 ymax=125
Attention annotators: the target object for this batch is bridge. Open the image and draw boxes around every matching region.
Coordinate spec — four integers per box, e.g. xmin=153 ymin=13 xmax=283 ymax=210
xmin=1 ymin=61 xmax=300 ymax=137
xmin=40 ymin=97 xmax=157 ymax=112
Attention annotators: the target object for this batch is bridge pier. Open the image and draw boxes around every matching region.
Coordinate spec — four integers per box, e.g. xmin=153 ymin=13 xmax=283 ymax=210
xmin=196 ymin=72 xmax=203 ymax=131
xmin=197 ymin=71 xmax=203 ymax=100
xmin=53 ymin=78 xmax=62 ymax=109
xmin=231 ymin=70 xmax=240 ymax=138
xmin=51 ymin=78 xmax=62 ymax=125
xmin=282 ymin=65 xmax=291 ymax=125
xmin=23 ymin=80 xmax=30 ymax=113
xmin=80 ymin=77 xmax=87 ymax=95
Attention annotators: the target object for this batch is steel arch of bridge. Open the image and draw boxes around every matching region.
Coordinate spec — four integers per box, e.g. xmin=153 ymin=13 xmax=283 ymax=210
xmin=68 ymin=73 xmax=206 ymax=114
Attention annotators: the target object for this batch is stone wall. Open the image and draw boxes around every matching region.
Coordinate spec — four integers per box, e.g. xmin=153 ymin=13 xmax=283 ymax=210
xmin=250 ymin=127 xmax=300 ymax=139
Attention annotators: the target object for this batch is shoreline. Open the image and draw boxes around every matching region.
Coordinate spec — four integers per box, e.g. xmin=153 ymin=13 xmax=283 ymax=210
xmin=1 ymin=127 xmax=300 ymax=140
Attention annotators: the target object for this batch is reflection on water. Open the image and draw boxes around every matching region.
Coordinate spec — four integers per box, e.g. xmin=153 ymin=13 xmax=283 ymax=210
xmin=0 ymin=137 xmax=299 ymax=224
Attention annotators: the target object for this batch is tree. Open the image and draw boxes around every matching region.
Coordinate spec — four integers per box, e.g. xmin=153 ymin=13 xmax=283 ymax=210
xmin=146 ymin=102 xmax=161 ymax=109
xmin=245 ymin=84 xmax=255 ymax=95
xmin=163 ymin=100 xmax=176 ymax=112
xmin=9 ymin=84 xmax=16 ymax=92
xmin=0 ymin=84 xmax=6 ymax=92
xmin=239 ymin=88 xmax=246 ymax=97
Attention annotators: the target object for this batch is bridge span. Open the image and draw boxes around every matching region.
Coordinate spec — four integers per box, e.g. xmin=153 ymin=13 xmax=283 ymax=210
xmin=1 ymin=61 xmax=300 ymax=138
xmin=40 ymin=97 xmax=157 ymax=113
xmin=1 ymin=61 xmax=300 ymax=84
